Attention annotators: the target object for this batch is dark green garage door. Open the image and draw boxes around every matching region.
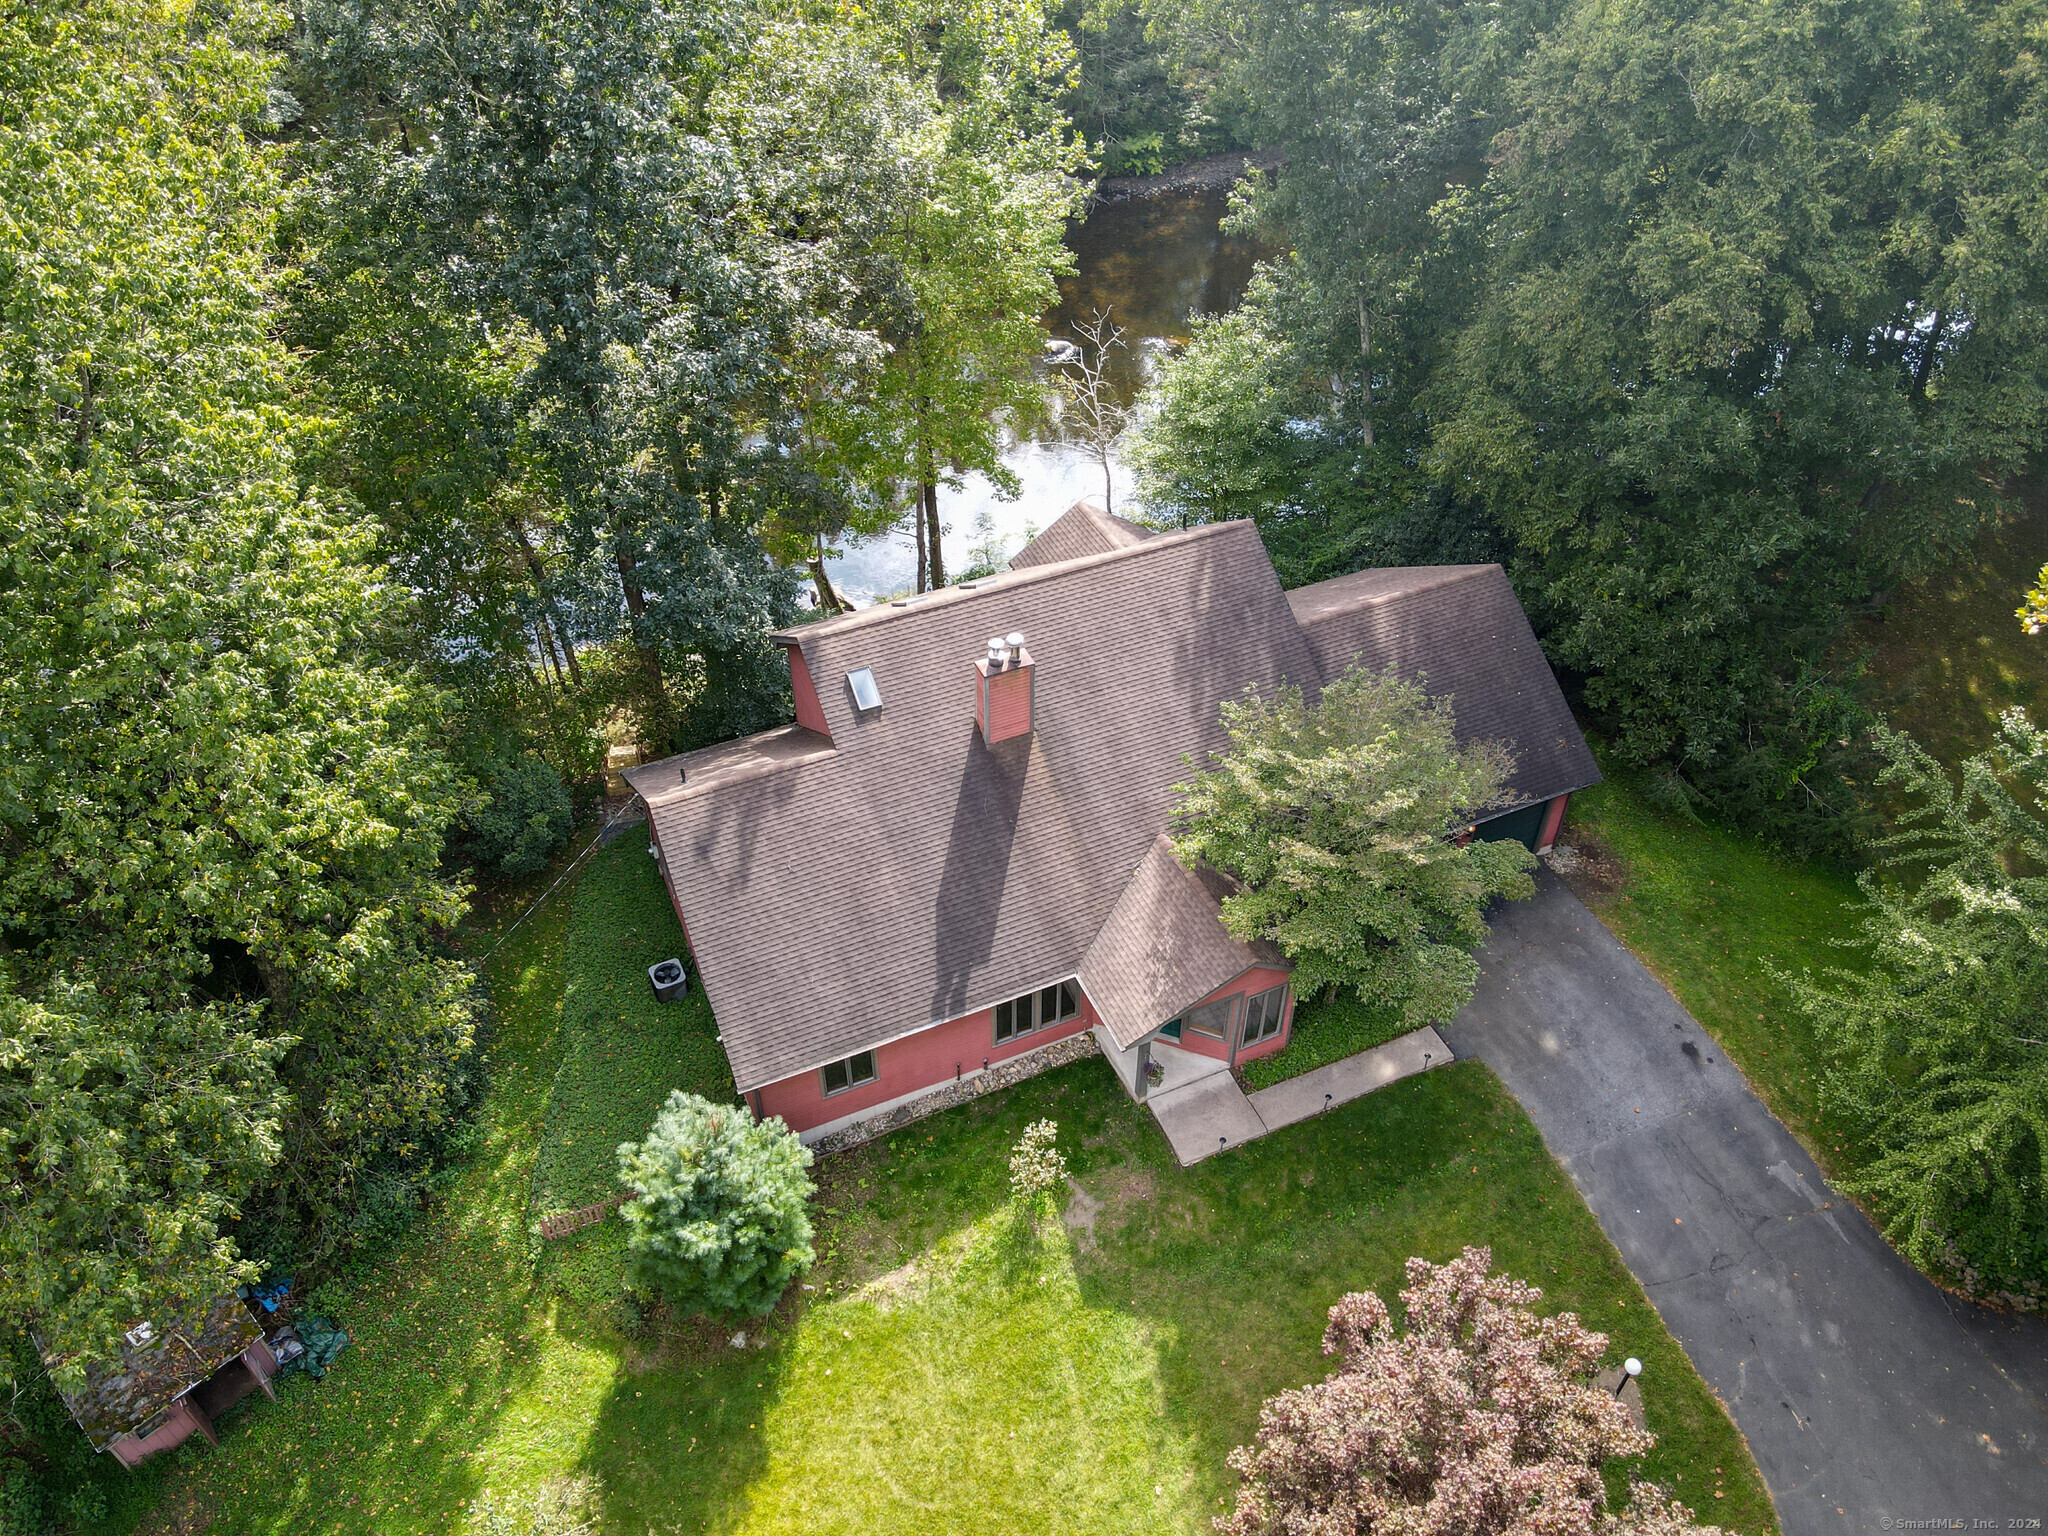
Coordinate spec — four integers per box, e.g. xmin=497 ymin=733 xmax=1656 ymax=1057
xmin=1475 ymin=799 xmax=1547 ymax=852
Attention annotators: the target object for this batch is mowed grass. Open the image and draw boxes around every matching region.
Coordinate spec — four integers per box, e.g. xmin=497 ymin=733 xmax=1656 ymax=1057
xmin=780 ymin=1060 xmax=1776 ymax=1535
xmin=1238 ymin=988 xmax=1409 ymax=1090
xmin=125 ymin=838 xmax=1776 ymax=1536
xmin=530 ymin=834 xmax=733 ymax=1216
xmin=1561 ymin=768 xmax=1870 ymax=1180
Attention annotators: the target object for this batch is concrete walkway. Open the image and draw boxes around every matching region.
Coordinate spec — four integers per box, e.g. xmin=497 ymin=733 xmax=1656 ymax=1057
xmin=1247 ymin=1026 xmax=1449 ymax=1131
xmin=1146 ymin=1026 xmax=1452 ymax=1165
xmin=1148 ymin=1069 xmax=1266 ymax=1164
xmin=1447 ymin=869 xmax=2048 ymax=1536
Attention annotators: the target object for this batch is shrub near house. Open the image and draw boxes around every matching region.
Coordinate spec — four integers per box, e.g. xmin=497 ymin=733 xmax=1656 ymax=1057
xmin=617 ymin=1091 xmax=816 ymax=1316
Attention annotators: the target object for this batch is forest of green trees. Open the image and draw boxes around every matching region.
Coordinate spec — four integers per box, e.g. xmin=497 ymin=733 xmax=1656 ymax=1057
xmin=1 ymin=0 xmax=2044 ymax=1472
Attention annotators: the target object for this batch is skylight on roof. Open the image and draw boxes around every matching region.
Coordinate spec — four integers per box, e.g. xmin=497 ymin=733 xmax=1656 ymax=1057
xmin=846 ymin=667 xmax=881 ymax=711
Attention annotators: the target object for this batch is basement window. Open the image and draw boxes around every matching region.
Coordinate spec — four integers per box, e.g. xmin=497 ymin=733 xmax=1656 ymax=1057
xmin=821 ymin=1050 xmax=877 ymax=1097
xmin=993 ymin=980 xmax=1079 ymax=1043
xmin=846 ymin=667 xmax=881 ymax=712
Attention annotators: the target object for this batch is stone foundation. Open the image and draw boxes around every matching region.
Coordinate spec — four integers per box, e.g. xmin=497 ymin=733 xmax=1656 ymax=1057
xmin=809 ymin=1032 xmax=1103 ymax=1156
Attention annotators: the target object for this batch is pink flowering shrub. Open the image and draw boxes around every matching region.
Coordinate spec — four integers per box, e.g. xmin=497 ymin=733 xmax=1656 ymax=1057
xmin=1220 ymin=1247 xmax=1726 ymax=1536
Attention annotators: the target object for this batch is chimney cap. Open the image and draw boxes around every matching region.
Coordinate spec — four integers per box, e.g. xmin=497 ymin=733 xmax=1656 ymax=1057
xmin=1004 ymin=631 xmax=1025 ymax=649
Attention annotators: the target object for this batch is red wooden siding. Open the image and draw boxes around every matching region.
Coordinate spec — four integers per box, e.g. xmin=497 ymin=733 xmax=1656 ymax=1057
xmin=754 ymin=985 xmax=1095 ymax=1135
xmin=785 ymin=644 xmax=829 ymax=736
xmin=1165 ymin=964 xmax=1294 ymax=1064
xmin=1537 ymin=792 xmax=1569 ymax=852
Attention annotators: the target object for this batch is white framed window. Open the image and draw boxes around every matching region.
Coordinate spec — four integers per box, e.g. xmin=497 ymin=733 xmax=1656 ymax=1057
xmin=1241 ymin=985 xmax=1288 ymax=1048
xmin=821 ymin=1050 xmax=878 ymax=1097
xmin=846 ymin=667 xmax=882 ymax=711
xmin=993 ymin=979 xmax=1080 ymax=1043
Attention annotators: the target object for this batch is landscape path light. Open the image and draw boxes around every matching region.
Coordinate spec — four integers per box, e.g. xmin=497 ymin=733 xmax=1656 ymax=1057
xmin=1616 ymin=1357 xmax=1643 ymax=1397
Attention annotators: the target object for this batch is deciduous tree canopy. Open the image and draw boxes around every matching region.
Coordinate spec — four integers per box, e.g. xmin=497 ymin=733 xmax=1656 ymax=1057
xmin=1223 ymin=1248 xmax=1719 ymax=1536
xmin=0 ymin=0 xmax=477 ymax=1373
xmin=1140 ymin=0 xmax=2048 ymax=838
xmin=1173 ymin=667 xmax=1535 ymax=1024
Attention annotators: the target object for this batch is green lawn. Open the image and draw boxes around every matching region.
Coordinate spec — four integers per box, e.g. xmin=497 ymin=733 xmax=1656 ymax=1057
xmin=1239 ymin=988 xmax=1409 ymax=1090
xmin=1559 ymin=768 xmax=1870 ymax=1184
xmin=121 ymin=833 xmax=1776 ymax=1536
xmin=531 ymin=835 xmax=733 ymax=1217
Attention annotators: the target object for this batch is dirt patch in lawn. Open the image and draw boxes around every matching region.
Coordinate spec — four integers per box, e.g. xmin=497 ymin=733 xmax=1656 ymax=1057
xmin=1069 ymin=1165 xmax=1156 ymax=1254
xmin=1543 ymin=830 xmax=1628 ymax=905
xmin=1063 ymin=1178 xmax=1104 ymax=1252
xmin=861 ymin=1253 xmax=937 ymax=1313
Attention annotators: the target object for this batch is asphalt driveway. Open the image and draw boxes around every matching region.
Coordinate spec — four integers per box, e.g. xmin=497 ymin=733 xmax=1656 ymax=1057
xmin=1446 ymin=870 xmax=2048 ymax=1536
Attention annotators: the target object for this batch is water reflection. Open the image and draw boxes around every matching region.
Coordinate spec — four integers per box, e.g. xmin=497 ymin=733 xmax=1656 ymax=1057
xmin=822 ymin=189 xmax=1266 ymax=604
xmin=1045 ymin=190 xmax=1268 ymax=413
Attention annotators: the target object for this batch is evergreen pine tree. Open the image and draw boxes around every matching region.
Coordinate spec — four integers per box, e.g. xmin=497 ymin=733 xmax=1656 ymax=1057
xmin=617 ymin=1093 xmax=817 ymax=1317
xmin=1788 ymin=712 xmax=2048 ymax=1304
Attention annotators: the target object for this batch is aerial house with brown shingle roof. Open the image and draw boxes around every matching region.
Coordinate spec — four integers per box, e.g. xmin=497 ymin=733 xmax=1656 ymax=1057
xmin=624 ymin=505 xmax=1598 ymax=1145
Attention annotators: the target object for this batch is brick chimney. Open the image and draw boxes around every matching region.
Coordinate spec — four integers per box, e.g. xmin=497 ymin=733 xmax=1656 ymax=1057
xmin=975 ymin=632 xmax=1033 ymax=742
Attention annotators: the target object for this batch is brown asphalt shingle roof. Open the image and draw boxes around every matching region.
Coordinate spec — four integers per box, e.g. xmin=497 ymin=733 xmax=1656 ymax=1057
xmin=1286 ymin=564 xmax=1602 ymax=809
xmin=1006 ymin=500 xmax=1155 ymax=570
xmin=1080 ymin=834 xmax=1283 ymax=1049
xmin=628 ymin=521 xmax=1316 ymax=1091
xmin=627 ymin=531 xmax=1596 ymax=1092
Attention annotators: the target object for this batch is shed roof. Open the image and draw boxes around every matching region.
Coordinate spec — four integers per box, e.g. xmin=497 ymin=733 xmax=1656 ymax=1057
xmin=1286 ymin=564 xmax=1602 ymax=808
xmin=1006 ymin=500 xmax=1155 ymax=570
xmin=47 ymin=1294 xmax=260 ymax=1449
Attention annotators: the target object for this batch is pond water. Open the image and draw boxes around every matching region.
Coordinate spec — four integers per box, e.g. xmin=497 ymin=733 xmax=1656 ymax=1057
xmin=822 ymin=189 xmax=1267 ymax=604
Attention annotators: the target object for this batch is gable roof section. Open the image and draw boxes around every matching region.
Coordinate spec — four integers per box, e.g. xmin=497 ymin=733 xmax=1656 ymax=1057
xmin=631 ymin=521 xmax=1316 ymax=1092
xmin=1286 ymin=564 xmax=1600 ymax=809
xmin=48 ymin=1294 xmax=260 ymax=1449
xmin=1006 ymin=499 xmax=1155 ymax=570
xmin=1080 ymin=834 xmax=1284 ymax=1049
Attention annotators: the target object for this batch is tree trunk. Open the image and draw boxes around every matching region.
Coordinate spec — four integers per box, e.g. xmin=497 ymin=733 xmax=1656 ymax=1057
xmin=509 ymin=519 xmax=583 ymax=685
xmin=912 ymin=498 xmax=928 ymax=593
xmin=1098 ymin=446 xmax=1115 ymax=516
xmin=532 ymin=621 xmax=559 ymax=685
xmin=614 ymin=536 xmax=667 ymax=723
xmin=923 ymin=480 xmax=944 ymax=589
xmin=1912 ymin=307 xmax=1948 ymax=401
xmin=1357 ymin=295 xmax=1375 ymax=449
xmin=808 ymin=545 xmax=846 ymax=614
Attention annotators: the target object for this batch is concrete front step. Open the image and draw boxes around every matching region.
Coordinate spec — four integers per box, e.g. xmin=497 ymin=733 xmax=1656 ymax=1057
xmin=1147 ymin=1070 xmax=1268 ymax=1164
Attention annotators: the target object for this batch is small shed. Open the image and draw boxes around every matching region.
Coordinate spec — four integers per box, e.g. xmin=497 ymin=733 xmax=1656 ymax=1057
xmin=45 ymin=1294 xmax=279 ymax=1467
